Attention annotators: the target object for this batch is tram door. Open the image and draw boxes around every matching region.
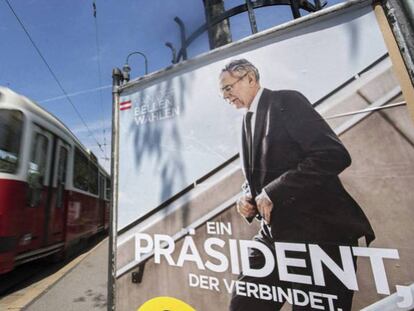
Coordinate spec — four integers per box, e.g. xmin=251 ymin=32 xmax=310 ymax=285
xmin=47 ymin=139 xmax=70 ymax=245
xmin=24 ymin=124 xmax=53 ymax=251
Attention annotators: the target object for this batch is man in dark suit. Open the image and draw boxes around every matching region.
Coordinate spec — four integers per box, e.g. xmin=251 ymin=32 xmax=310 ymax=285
xmin=219 ymin=59 xmax=375 ymax=311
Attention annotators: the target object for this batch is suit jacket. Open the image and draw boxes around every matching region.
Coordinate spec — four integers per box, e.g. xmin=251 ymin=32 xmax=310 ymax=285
xmin=241 ymin=88 xmax=375 ymax=245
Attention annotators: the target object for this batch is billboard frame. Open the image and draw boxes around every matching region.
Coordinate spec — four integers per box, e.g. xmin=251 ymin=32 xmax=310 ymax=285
xmin=108 ymin=0 xmax=414 ymax=310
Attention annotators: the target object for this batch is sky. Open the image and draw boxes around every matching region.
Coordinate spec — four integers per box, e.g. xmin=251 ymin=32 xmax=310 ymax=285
xmin=0 ymin=0 xmax=344 ymax=172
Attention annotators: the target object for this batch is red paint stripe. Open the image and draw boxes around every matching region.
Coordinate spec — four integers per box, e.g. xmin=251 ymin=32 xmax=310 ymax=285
xmin=120 ymin=105 xmax=132 ymax=111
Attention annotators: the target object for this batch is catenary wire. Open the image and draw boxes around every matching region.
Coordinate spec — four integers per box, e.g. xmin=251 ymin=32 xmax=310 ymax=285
xmin=3 ymin=0 xmax=105 ymax=154
xmin=92 ymin=1 xmax=109 ymax=161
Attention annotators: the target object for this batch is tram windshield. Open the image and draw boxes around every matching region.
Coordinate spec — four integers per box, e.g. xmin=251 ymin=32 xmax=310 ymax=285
xmin=0 ymin=109 xmax=23 ymax=174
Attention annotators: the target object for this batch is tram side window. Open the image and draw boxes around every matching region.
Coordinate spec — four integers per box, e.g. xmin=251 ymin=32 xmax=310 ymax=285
xmin=0 ymin=109 xmax=23 ymax=174
xmin=105 ymin=177 xmax=111 ymax=201
xmin=73 ymin=148 xmax=89 ymax=192
xmin=28 ymin=133 xmax=48 ymax=207
xmin=56 ymin=147 xmax=68 ymax=208
xmin=99 ymin=173 xmax=105 ymax=199
xmin=89 ymin=163 xmax=98 ymax=195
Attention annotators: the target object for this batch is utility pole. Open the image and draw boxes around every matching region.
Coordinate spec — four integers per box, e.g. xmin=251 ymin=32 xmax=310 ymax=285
xmin=203 ymin=0 xmax=232 ymax=49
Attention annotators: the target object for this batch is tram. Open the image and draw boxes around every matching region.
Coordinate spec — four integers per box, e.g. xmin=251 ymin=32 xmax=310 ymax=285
xmin=0 ymin=87 xmax=110 ymax=274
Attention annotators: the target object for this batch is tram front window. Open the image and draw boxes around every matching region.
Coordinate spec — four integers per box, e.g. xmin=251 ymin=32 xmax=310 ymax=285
xmin=0 ymin=109 xmax=23 ymax=174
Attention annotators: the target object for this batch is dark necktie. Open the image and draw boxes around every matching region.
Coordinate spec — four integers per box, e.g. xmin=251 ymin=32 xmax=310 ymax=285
xmin=244 ymin=111 xmax=260 ymax=222
xmin=245 ymin=111 xmax=253 ymax=171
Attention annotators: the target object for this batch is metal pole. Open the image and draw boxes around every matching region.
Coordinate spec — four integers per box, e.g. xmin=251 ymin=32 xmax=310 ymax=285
xmin=107 ymin=67 xmax=122 ymax=311
xmin=246 ymin=0 xmax=258 ymax=34
xmin=175 ymin=17 xmax=188 ymax=61
xmin=125 ymin=52 xmax=148 ymax=75
xmin=204 ymin=0 xmax=213 ymax=48
xmin=314 ymin=0 xmax=323 ymax=10
xmin=165 ymin=42 xmax=177 ymax=64
xmin=290 ymin=0 xmax=301 ymax=19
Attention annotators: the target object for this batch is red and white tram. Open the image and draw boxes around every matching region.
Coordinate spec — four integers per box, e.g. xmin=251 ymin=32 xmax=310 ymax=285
xmin=0 ymin=87 xmax=110 ymax=274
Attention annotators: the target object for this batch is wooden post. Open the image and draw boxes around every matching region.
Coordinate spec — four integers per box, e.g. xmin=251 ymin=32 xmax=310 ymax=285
xmin=374 ymin=3 xmax=414 ymax=121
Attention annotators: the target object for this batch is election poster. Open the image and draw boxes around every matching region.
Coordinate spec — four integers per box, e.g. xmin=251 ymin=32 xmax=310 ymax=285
xmin=111 ymin=0 xmax=414 ymax=310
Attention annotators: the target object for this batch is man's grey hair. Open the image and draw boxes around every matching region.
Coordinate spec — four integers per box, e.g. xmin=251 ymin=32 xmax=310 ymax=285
xmin=221 ymin=59 xmax=260 ymax=82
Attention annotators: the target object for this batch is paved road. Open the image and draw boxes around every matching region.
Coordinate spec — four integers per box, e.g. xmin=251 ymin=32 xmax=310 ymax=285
xmin=24 ymin=238 xmax=108 ymax=311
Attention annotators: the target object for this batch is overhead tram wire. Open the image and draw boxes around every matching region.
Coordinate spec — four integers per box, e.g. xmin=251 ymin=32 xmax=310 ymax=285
xmin=39 ymin=84 xmax=112 ymax=103
xmin=92 ymin=1 xmax=109 ymax=162
xmin=4 ymin=0 xmax=105 ymax=155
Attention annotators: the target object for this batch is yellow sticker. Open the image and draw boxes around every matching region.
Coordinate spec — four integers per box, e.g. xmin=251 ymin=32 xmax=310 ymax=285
xmin=137 ymin=296 xmax=196 ymax=311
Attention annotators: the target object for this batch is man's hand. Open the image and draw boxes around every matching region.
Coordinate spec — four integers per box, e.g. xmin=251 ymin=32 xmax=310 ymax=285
xmin=236 ymin=194 xmax=258 ymax=219
xmin=255 ymin=191 xmax=273 ymax=224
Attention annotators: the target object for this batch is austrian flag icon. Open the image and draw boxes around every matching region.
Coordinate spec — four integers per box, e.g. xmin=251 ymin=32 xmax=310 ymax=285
xmin=119 ymin=100 xmax=132 ymax=111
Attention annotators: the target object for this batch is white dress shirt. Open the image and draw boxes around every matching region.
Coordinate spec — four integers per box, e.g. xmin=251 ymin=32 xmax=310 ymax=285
xmin=247 ymin=87 xmax=264 ymax=138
